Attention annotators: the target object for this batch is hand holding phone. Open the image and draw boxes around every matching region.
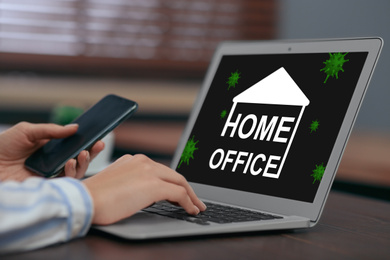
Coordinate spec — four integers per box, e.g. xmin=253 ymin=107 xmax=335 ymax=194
xmin=25 ymin=94 xmax=138 ymax=178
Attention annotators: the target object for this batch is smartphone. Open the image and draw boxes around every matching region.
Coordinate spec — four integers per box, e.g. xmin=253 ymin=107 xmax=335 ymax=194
xmin=25 ymin=94 xmax=138 ymax=178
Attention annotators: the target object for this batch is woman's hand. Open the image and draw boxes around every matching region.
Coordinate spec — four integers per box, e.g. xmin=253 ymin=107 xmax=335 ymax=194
xmin=0 ymin=122 xmax=104 ymax=181
xmin=83 ymin=154 xmax=207 ymax=225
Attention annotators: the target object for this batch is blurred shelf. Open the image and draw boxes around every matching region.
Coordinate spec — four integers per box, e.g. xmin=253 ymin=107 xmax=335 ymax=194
xmin=113 ymin=121 xmax=185 ymax=158
xmin=0 ymin=76 xmax=200 ymax=116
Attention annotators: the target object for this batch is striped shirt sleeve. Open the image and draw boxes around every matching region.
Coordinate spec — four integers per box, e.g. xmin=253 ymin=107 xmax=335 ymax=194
xmin=0 ymin=177 xmax=94 ymax=254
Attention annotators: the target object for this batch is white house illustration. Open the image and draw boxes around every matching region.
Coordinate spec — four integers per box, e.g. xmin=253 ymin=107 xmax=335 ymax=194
xmin=224 ymin=67 xmax=310 ymax=179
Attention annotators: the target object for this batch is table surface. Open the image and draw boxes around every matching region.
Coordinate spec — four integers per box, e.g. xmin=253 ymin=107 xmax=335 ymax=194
xmin=4 ymin=190 xmax=390 ymax=260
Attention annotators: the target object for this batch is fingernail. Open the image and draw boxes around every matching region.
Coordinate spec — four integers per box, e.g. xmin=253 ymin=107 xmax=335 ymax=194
xmin=72 ymin=160 xmax=77 ymax=171
xmin=194 ymin=206 xmax=200 ymax=215
xmin=85 ymin=151 xmax=90 ymax=162
xmin=201 ymin=201 xmax=207 ymax=210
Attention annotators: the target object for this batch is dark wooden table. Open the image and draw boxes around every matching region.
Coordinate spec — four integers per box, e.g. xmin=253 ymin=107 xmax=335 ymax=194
xmin=4 ymin=190 xmax=390 ymax=260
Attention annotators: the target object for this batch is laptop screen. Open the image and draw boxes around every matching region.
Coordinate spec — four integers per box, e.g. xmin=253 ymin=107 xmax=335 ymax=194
xmin=175 ymin=52 xmax=368 ymax=203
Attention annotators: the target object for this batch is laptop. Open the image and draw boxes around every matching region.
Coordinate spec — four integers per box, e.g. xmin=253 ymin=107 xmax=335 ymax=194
xmin=94 ymin=37 xmax=383 ymax=239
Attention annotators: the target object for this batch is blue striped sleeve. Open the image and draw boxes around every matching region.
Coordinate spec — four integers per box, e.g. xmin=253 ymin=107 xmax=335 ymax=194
xmin=0 ymin=177 xmax=94 ymax=254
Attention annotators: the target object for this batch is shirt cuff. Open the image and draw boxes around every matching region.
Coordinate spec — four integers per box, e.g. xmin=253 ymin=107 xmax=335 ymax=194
xmin=49 ymin=177 xmax=94 ymax=239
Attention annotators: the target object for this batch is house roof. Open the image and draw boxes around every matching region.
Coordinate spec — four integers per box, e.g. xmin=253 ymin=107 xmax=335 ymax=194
xmin=233 ymin=67 xmax=310 ymax=106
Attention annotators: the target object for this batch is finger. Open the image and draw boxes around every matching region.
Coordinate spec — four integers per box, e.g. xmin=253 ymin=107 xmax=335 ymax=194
xmin=75 ymin=150 xmax=90 ymax=179
xmin=159 ymin=182 xmax=200 ymax=215
xmin=89 ymin=141 xmax=105 ymax=161
xmin=177 ymin=178 xmax=207 ymax=212
xmin=158 ymin=169 xmax=207 ymax=211
xmin=27 ymin=123 xmax=78 ymax=143
xmin=129 ymin=155 xmax=206 ymax=212
xmin=64 ymin=159 xmax=77 ymax=178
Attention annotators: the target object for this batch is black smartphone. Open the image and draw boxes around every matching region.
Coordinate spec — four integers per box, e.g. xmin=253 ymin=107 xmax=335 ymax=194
xmin=25 ymin=94 xmax=138 ymax=178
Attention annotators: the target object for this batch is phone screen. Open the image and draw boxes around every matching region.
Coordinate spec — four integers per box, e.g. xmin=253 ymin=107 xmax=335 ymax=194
xmin=25 ymin=94 xmax=138 ymax=177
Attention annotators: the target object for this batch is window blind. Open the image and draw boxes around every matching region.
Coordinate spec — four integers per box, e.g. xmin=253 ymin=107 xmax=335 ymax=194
xmin=0 ymin=0 xmax=276 ymax=77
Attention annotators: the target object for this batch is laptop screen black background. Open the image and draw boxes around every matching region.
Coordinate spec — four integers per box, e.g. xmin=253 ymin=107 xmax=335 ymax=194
xmin=176 ymin=52 xmax=368 ymax=203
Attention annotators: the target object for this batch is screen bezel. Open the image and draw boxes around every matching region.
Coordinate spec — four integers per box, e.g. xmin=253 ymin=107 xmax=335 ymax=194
xmin=171 ymin=37 xmax=383 ymax=223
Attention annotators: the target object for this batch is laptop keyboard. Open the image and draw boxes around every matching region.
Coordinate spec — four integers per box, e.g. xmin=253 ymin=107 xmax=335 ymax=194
xmin=142 ymin=201 xmax=283 ymax=226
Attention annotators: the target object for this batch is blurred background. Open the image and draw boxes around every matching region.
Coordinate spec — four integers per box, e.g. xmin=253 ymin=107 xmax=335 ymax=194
xmin=0 ymin=0 xmax=389 ymax=198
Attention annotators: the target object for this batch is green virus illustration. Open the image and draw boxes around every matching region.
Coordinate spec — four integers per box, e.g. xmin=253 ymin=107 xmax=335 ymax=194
xmin=320 ymin=52 xmax=349 ymax=83
xmin=178 ymin=136 xmax=199 ymax=168
xmin=220 ymin=109 xmax=227 ymax=119
xmin=311 ymin=163 xmax=326 ymax=184
xmin=309 ymin=119 xmax=320 ymax=133
xmin=227 ymin=70 xmax=241 ymax=90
